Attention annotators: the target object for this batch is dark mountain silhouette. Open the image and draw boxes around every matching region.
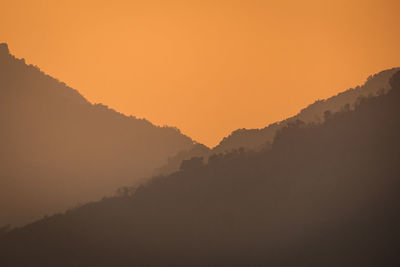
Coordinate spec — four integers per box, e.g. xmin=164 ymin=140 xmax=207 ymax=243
xmin=1 ymin=70 xmax=399 ymax=266
xmin=156 ymin=68 xmax=399 ymax=175
xmin=154 ymin=143 xmax=210 ymax=175
xmin=0 ymin=43 xmax=196 ymax=227
xmin=214 ymin=67 xmax=399 ymax=152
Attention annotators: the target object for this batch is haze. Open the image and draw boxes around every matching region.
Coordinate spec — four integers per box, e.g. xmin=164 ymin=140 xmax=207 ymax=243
xmin=1 ymin=0 xmax=399 ymax=146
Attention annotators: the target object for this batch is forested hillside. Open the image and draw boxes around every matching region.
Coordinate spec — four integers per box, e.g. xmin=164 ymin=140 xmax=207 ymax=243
xmin=0 ymin=43 xmax=195 ymax=226
xmin=215 ymin=67 xmax=399 ymax=152
xmin=1 ymin=70 xmax=399 ymax=267
xmin=156 ymin=68 xmax=399 ymax=175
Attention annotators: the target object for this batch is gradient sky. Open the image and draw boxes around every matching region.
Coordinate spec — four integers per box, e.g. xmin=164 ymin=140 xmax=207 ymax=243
xmin=1 ymin=0 xmax=399 ymax=147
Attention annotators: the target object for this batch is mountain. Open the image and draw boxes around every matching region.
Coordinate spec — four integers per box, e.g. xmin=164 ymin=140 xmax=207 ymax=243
xmin=213 ymin=68 xmax=400 ymax=153
xmin=0 ymin=43 xmax=196 ymax=226
xmin=155 ymin=68 xmax=399 ymax=175
xmin=154 ymin=143 xmax=211 ymax=175
xmin=214 ymin=67 xmax=399 ymax=152
xmin=1 ymin=70 xmax=399 ymax=267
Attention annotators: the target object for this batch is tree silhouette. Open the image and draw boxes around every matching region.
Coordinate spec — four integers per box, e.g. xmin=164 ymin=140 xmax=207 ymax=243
xmin=180 ymin=156 xmax=204 ymax=171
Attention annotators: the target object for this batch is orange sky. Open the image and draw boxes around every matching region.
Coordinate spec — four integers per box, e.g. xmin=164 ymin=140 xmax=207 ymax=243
xmin=1 ymin=0 xmax=399 ymax=147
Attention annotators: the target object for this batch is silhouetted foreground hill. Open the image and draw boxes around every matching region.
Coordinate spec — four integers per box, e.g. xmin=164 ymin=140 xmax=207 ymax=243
xmin=156 ymin=68 xmax=399 ymax=175
xmin=0 ymin=43 xmax=195 ymax=226
xmin=1 ymin=71 xmax=399 ymax=266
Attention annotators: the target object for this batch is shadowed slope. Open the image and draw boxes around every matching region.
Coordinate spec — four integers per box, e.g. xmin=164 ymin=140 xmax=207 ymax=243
xmin=214 ymin=67 xmax=399 ymax=152
xmin=0 ymin=43 xmax=195 ymax=226
xmin=156 ymin=68 xmax=399 ymax=175
xmin=1 ymin=71 xmax=399 ymax=266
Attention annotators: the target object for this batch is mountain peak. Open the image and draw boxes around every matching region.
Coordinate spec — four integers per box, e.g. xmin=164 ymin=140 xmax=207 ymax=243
xmin=0 ymin=43 xmax=9 ymax=55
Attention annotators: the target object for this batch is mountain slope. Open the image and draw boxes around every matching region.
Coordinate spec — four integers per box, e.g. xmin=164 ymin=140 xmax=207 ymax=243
xmin=156 ymin=68 xmax=399 ymax=175
xmin=0 ymin=43 xmax=196 ymax=226
xmin=1 ymin=70 xmax=399 ymax=267
xmin=214 ymin=67 xmax=399 ymax=152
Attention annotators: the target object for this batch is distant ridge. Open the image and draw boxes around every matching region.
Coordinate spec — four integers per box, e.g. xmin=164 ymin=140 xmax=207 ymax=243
xmin=214 ymin=67 xmax=399 ymax=152
xmin=0 ymin=43 xmax=196 ymax=226
xmin=2 ymin=68 xmax=399 ymax=267
xmin=155 ymin=67 xmax=399 ymax=175
xmin=0 ymin=43 xmax=9 ymax=54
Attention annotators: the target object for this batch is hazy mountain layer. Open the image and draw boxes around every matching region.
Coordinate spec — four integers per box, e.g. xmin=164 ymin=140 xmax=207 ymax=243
xmin=1 ymin=70 xmax=399 ymax=267
xmin=156 ymin=68 xmax=399 ymax=175
xmin=214 ymin=67 xmax=399 ymax=152
xmin=0 ymin=43 xmax=195 ymax=226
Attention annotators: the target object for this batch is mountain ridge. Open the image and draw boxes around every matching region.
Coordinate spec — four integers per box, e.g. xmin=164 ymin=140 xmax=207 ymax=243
xmin=2 ymin=69 xmax=399 ymax=267
xmin=0 ymin=43 xmax=197 ymax=227
xmin=154 ymin=67 xmax=399 ymax=176
xmin=213 ymin=67 xmax=399 ymax=152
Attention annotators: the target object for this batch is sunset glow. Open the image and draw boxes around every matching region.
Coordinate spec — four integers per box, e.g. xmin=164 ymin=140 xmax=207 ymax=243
xmin=1 ymin=0 xmax=399 ymax=146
